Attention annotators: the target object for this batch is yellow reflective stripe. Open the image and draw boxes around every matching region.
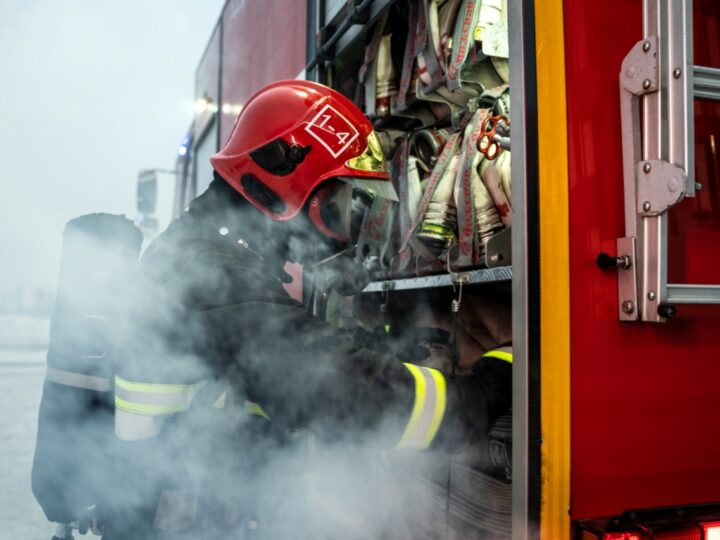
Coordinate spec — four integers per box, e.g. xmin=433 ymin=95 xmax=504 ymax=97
xmin=115 ymin=395 xmax=187 ymax=416
xmin=396 ymin=363 xmax=446 ymax=450
xmin=482 ymin=349 xmax=513 ymax=364
xmin=115 ymin=375 xmax=201 ymax=394
xmin=244 ymin=401 xmax=271 ymax=421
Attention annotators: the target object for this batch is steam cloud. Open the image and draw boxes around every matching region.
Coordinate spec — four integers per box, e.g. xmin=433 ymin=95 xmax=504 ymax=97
xmin=33 ymin=204 xmax=512 ymax=539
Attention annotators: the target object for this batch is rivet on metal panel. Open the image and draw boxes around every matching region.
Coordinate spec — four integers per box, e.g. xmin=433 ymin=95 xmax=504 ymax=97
xmin=642 ymin=40 xmax=651 ymax=52
xmin=643 ymin=201 xmax=651 ymax=211
xmin=647 ymin=290 xmax=656 ymax=301
xmin=673 ymin=68 xmax=682 ymax=78
xmin=696 ymin=182 xmax=703 ymax=191
xmin=643 ymin=79 xmax=651 ymax=90
xmin=643 ymin=162 xmax=652 ymax=173
xmin=622 ymin=300 xmax=635 ymax=314
xmin=668 ymin=176 xmax=682 ymax=192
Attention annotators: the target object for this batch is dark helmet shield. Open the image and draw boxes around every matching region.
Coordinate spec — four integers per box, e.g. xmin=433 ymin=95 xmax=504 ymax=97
xmin=308 ymin=179 xmax=397 ymax=244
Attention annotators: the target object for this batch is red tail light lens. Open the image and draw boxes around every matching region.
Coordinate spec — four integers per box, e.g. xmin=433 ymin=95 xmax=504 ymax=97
xmin=655 ymin=527 xmax=701 ymax=539
xmin=703 ymin=521 xmax=720 ymax=539
xmin=576 ymin=505 xmax=720 ymax=540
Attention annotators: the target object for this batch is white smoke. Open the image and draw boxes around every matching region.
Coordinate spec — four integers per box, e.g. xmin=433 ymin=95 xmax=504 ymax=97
xmin=30 ymin=202 xmax=512 ymax=539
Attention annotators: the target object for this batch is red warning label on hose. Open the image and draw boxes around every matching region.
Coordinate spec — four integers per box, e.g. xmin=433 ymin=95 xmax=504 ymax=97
xmin=305 ymin=104 xmax=359 ymax=158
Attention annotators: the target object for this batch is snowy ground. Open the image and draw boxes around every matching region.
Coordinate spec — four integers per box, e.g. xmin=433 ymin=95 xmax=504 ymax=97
xmin=0 ymin=317 xmax=56 ymax=538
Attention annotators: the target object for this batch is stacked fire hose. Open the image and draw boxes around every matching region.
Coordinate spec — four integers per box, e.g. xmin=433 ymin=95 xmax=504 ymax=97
xmin=331 ymin=2 xmax=514 ymax=538
xmin=352 ymin=0 xmax=511 ymax=279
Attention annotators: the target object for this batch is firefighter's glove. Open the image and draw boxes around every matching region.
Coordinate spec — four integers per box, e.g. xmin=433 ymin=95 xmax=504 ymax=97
xmin=441 ymin=357 xmax=512 ymax=480
xmin=313 ymin=251 xmax=371 ymax=296
xmin=352 ymin=327 xmax=441 ymax=364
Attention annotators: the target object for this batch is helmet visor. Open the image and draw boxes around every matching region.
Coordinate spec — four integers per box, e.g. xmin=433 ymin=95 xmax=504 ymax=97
xmin=338 ymin=177 xmax=398 ymax=202
xmin=344 ymin=131 xmax=388 ymax=176
xmin=309 ymin=177 xmax=397 ymax=243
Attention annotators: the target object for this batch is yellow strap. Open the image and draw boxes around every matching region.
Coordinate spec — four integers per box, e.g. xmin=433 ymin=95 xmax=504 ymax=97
xmin=396 ymin=363 xmax=446 ymax=450
xmin=212 ymin=392 xmax=227 ymax=409
xmin=244 ymin=401 xmax=271 ymax=421
xmin=482 ymin=349 xmax=513 ymax=364
xmin=115 ymin=375 xmax=204 ymax=394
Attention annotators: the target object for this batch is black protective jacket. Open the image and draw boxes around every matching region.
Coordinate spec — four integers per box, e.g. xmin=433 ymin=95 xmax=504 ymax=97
xmin=111 ymin=179 xmax=511 ymax=538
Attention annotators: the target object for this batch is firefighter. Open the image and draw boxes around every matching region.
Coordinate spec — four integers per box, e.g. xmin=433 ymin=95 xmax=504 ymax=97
xmin=108 ymin=80 xmax=511 ymax=538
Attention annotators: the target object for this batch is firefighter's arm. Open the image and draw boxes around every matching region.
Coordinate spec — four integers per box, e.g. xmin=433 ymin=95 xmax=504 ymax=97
xmin=204 ymin=301 xmax=512 ymax=457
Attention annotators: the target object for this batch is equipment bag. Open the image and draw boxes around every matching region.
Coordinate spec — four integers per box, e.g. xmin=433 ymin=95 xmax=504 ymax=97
xmin=32 ymin=213 xmax=142 ymax=526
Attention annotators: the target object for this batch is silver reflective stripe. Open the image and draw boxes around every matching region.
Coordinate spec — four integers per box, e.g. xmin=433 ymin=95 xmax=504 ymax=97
xmin=115 ymin=408 xmax=168 ymax=441
xmin=45 ymin=366 xmax=111 ymax=392
xmin=153 ymin=488 xmax=199 ymax=530
xmin=397 ymin=364 xmax=447 ymax=450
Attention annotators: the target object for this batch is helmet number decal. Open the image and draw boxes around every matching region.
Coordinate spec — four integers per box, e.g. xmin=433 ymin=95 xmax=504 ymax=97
xmin=305 ymin=104 xmax=360 ymax=158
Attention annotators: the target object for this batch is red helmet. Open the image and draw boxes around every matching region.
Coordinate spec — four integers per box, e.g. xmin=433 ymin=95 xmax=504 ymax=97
xmin=211 ymin=80 xmax=394 ymax=230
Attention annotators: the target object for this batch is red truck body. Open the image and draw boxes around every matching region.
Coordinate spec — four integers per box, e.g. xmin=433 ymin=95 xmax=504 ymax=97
xmin=155 ymin=0 xmax=720 ymax=537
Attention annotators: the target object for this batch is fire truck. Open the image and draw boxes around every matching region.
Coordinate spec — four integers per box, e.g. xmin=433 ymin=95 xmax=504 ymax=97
xmin=135 ymin=0 xmax=720 ymax=538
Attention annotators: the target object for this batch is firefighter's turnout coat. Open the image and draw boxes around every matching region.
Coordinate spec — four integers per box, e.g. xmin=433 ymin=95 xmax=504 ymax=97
xmin=111 ymin=179 xmax=511 ymax=537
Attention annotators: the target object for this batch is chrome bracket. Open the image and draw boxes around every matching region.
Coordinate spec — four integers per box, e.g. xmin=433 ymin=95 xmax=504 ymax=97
xmin=484 ymin=225 xmax=513 ymax=268
xmin=620 ymin=36 xmax=659 ymax=96
xmin=636 ymin=159 xmax=687 ymax=216
xmin=450 ymin=271 xmax=471 ymax=285
xmin=617 ymin=237 xmax=639 ymax=322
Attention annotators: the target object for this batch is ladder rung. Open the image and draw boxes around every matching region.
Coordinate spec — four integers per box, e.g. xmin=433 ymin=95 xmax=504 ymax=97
xmin=694 ymin=65 xmax=720 ymax=101
xmin=667 ymin=283 xmax=720 ymax=304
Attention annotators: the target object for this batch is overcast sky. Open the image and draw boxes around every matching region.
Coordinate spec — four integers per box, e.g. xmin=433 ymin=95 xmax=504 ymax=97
xmin=0 ymin=0 xmax=225 ymax=297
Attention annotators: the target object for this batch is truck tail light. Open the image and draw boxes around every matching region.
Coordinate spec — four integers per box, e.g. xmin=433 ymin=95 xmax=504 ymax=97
xmin=575 ymin=504 xmax=720 ymax=540
xmin=581 ymin=527 xmax=706 ymax=539
xmin=703 ymin=522 xmax=720 ymax=539
xmin=576 ymin=530 xmax=649 ymax=540
xmin=653 ymin=528 xmax=701 ymax=539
